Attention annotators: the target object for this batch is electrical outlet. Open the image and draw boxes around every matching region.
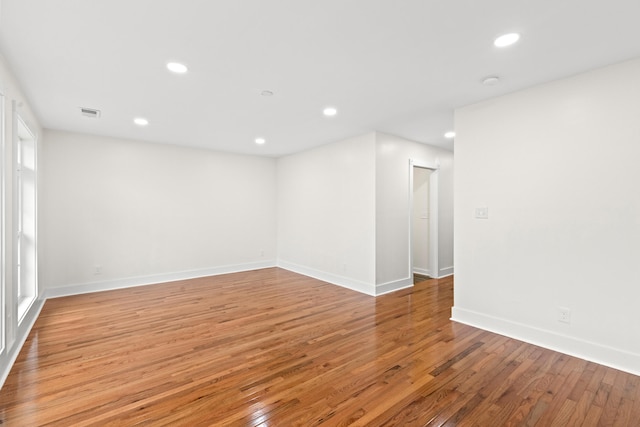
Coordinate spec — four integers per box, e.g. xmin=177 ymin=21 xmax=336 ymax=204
xmin=475 ymin=207 xmax=489 ymax=219
xmin=558 ymin=307 xmax=571 ymax=324
xmin=94 ymin=265 xmax=102 ymax=275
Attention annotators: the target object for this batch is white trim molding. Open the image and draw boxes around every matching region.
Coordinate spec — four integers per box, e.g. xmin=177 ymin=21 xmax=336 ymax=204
xmin=44 ymin=261 xmax=277 ymax=299
xmin=438 ymin=266 xmax=454 ymax=278
xmin=451 ymin=306 xmax=640 ymax=377
xmin=409 ymin=159 xmax=439 ymax=285
xmin=277 ymin=260 xmax=376 ymax=296
xmin=412 ymin=267 xmax=431 ymax=277
xmin=0 ymin=297 xmax=45 ymax=390
xmin=376 ymin=277 xmax=413 ymax=296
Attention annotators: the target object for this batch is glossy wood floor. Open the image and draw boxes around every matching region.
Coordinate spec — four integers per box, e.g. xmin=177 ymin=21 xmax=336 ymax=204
xmin=1 ymin=268 xmax=639 ymax=426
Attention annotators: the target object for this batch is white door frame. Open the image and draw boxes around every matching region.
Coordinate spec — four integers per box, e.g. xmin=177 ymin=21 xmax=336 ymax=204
xmin=409 ymin=159 xmax=439 ymax=278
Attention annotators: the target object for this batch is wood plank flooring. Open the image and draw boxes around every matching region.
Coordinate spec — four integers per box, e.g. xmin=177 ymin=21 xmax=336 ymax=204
xmin=0 ymin=268 xmax=638 ymax=426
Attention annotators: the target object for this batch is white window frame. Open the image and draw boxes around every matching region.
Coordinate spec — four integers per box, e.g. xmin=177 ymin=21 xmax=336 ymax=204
xmin=14 ymin=109 xmax=37 ymax=324
xmin=0 ymin=90 xmax=5 ymax=355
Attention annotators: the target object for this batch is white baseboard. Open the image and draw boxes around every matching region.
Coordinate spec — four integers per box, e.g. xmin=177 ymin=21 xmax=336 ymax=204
xmin=278 ymin=261 xmax=413 ymax=297
xmin=438 ymin=266 xmax=454 ymax=278
xmin=376 ymin=277 xmax=413 ymax=296
xmin=0 ymin=297 xmax=46 ymax=390
xmin=277 ymin=260 xmax=376 ymax=296
xmin=44 ymin=260 xmax=277 ymax=299
xmin=451 ymin=306 xmax=640 ymax=377
xmin=412 ymin=267 xmax=431 ymax=277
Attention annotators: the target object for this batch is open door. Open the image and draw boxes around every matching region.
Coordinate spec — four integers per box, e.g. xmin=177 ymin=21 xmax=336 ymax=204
xmin=410 ymin=160 xmax=438 ymax=280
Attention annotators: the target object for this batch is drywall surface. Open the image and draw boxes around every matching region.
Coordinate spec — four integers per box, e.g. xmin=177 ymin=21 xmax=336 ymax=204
xmin=453 ymin=58 xmax=640 ymax=374
xmin=42 ymin=130 xmax=277 ymax=291
xmin=375 ymin=132 xmax=454 ymax=286
xmin=277 ymin=132 xmax=377 ymax=294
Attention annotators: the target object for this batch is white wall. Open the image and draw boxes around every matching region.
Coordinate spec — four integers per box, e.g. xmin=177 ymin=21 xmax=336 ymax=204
xmin=1 ymin=61 xmax=454 ymax=384
xmin=375 ymin=132 xmax=454 ymax=288
xmin=277 ymin=132 xmax=377 ymax=295
xmin=0 ymin=53 xmax=46 ymax=386
xmin=412 ymin=167 xmax=431 ymax=276
xmin=42 ymin=130 xmax=277 ymax=295
xmin=277 ymin=131 xmax=454 ymax=296
xmin=453 ymin=58 xmax=640 ymax=375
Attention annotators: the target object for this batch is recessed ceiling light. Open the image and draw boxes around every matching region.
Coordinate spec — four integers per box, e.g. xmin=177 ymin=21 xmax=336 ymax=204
xmin=134 ymin=117 xmax=149 ymax=126
xmin=323 ymin=107 xmax=338 ymax=117
xmin=482 ymin=76 xmax=501 ymax=86
xmin=261 ymin=90 xmax=274 ymax=97
xmin=494 ymin=33 xmax=520 ymax=48
xmin=255 ymin=137 xmax=266 ymax=145
xmin=166 ymin=62 xmax=188 ymax=73
xmin=444 ymin=131 xmax=455 ymax=139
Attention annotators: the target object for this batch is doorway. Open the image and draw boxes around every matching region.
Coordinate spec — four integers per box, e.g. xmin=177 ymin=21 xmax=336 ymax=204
xmin=410 ymin=160 xmax=438 ymax=282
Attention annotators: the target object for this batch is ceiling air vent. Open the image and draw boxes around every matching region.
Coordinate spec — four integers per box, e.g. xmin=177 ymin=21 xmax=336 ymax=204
xmin=80 ymin=107 xmax=101 ymax=118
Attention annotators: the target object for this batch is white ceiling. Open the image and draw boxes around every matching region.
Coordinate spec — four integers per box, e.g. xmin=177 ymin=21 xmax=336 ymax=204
xmin=1 ymin=1 xmax=639 ymax=157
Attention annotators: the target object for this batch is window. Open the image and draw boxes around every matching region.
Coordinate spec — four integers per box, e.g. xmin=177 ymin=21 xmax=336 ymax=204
xmin=15 ymin=115 xmax=37 ymax=323
xmin=0 ymin=92 xmax=4 ymax=354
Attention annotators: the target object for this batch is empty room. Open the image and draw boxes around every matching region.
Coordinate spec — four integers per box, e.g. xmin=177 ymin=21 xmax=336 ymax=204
xmin=0 ymin=0 xmax=640 ymax=425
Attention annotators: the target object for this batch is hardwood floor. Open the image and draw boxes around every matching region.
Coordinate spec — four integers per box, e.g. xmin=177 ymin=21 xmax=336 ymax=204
xmin=1 ymin=268 xmax=638 ymax=426
xmin=413 ymin=273 xmax=431 ymax=284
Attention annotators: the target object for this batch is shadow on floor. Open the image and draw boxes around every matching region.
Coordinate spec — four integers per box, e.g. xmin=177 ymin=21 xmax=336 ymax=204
xmin=413 ymin=273 xmax=432 ymax=284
